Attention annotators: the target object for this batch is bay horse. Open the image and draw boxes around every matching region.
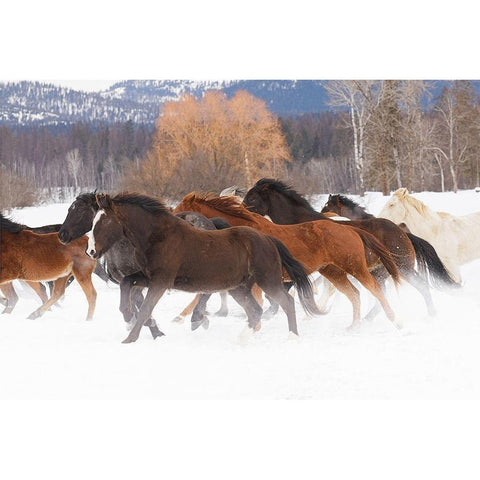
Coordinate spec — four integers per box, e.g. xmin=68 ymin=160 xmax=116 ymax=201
xmin=243 ymin=179 xmax=457 ymax=318
xmin=173 ymin=192 xmax=403 ymax=330
xmin=88 ymin=192 xmax=321 ymax=344
xmin=322 ymin=194 xmax=457 ymax=290
xmin=379 ymin=188 xmax=480 ymax=283
xmin=0 ymin=214 xmax=97 ymax=320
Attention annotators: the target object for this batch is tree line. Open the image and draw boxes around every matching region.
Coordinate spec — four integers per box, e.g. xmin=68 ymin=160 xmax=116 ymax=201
xmin=1 ymin=80 xmax=480 ymax=209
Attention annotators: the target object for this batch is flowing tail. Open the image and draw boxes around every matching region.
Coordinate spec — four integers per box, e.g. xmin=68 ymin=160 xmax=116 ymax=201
xmin=406 ymin=233 xmax=460 ymax=289
xmin=268 ymin=236 xmax=322 ymax=316
xmin=351 ymin=227 xmax=401 ymax=287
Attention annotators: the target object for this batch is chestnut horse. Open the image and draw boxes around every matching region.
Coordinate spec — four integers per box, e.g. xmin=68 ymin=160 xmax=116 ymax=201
xmin=0 ymin=220 xmax=74 ymax=313
xmin=173 ymin=193 xmax=403 ymax=330
xmin=242 ymin=179 xmax=457 ymax=318
xmin=0 ymin=214 xmax=97 ymax=320
xmin=88 ymin=193 xmax=321 ymax=343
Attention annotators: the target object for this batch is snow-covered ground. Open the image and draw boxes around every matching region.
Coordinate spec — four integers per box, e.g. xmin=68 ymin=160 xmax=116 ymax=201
xmin=2 ymin=190 xmax=480 ymax=399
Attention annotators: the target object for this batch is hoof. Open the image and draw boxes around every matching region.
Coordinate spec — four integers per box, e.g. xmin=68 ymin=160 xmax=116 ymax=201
xmin=152 ymin=329 xmax=165 ymax=339
xmin=122 ymin=334 xmax=138 ymax=344
xmin=237 ymin=326 xmax=254 ymax=346
xmin=27 ymin=310 xmax=42 ymax=320
xmin=172 ymin=315 xmax=185 ymax=324
xmin=253 ymin=320 xmax=262 ymax=332
xmin=262 ymin=308 xmax=277 ymax=320
xmin=191 ymin=316 xmax=209 ymax=331
xmin=286 ymin=331 xmax=300 ymax=341
xmin=392 ymin=316 xmax=404 ymax=330
xmin=2 ymin=307 xmax=13 ymax=315
xmin=214 ymin=309 xmax=228 ymax=317
xmin=346 ymin=321 xmax=361 ymax=332
xmin=145 ymin=317 xmax=157 ymax=327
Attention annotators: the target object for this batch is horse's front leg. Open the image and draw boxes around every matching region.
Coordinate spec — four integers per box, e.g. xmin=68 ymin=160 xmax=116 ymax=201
xmin=122 ymin=281 xmax=167 ymax=344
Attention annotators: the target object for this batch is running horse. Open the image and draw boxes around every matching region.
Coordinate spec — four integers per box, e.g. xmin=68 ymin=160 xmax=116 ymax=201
xmin=88 ymin=192 xmax=321 ymax=343
xmin=0 ymin=214 xmax=97 ymax=320
xmin=173 ymin=192 xmax=404 ymax=330
xmin=242 ymin=179 xmax=457 ymax=318
xmin=378 ymin=188 xmax=480 ymax=283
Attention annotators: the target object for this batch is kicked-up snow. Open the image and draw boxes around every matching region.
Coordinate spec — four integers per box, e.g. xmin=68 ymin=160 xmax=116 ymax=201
xmin=2 ymin=190 xmax=480 ymax=399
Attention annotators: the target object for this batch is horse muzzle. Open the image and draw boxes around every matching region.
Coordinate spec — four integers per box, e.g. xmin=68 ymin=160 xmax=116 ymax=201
xmin=58 ymin=230 xmax=71 ymax=244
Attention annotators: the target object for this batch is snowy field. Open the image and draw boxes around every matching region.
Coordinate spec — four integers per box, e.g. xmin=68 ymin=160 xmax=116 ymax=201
xmin=2 ymin=190 xmax=480 ymax=400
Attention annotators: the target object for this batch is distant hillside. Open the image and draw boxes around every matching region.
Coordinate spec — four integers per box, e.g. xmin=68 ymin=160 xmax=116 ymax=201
xmin=1 ymin=80 xmax=480 ymax=127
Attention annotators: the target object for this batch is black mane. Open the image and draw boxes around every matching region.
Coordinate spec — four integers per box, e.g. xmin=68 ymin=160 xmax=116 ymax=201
xmin=331 ymin=194 xmax=368 ymax=213
xmin=254 ymin=178 xmax=317 ymax=213
xmin=0 ymin=214 xmax=27 ymax=233
xmin=76 ymin=192 xmax=98 ymax=206
xmin=112 ymin=192 xmax=170 ymax=216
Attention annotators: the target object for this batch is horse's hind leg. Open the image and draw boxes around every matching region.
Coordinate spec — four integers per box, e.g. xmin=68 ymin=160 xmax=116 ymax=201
xmin=349 ymin=266 xmax=401 ymax=329
xmin=404 ymin=270 xmax=437 ymax=316
xmin=362 ymin=268 xmax=389 ymax=322
xmin=263 ymin=282 xmax=293 ymax=318
xmin=26 ymin=281 xmax=49 ymax=305
xmin=259 ymin=282 xmax=298 ymax=335
xmin=1 ymin=283 xmax=18 ymax=314
xmin=228 ymin=286 xmax=264 ymax=340
xmin=72 ymin=266 xmax=97 ymax=320
xmin=191 ymin=294 xmax=211 ymax=331
xmin=27 ymin=275 xmax=70 ymax=319
xmin=320 ymin=265 xmax=362 ymax=329
xmin=316 ymin=278 xmax=337 ymax=314
xmin=214 ymin=292 xmax=229 ymax=317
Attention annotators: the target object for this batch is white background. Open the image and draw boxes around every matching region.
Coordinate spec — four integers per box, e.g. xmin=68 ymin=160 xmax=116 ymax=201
xmin=2 ymin=2 xmax=480 ymax=478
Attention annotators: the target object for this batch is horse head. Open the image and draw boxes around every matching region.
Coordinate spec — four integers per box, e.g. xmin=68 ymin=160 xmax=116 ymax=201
xmin=321 ymin=194 xmax=342 ymax=215
xmin=243 ymin=183 xmax=271 ymax=216
xmin=378 ymin=189 xmax=409 ymax=224
xmin=87 ymin=195 xmax=123 ymax=259
xmin=58 ymin=193 xmax=98 ymax=244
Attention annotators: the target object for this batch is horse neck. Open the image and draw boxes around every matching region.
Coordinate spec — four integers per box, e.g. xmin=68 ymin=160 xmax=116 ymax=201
xmin=402 ymin=200 xmax=441 ymax=237
xmin=269 ymin=192 xmax=325 ymax=224
xmin=192 ymin=201 xmax=261 ymax=228
xmin=340 ymin=204 xmax=373 ymax=220
xmin=114 ymin=204 xmax=170 ymax=250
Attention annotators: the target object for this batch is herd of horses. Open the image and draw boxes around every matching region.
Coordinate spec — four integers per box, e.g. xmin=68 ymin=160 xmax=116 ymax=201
xmin=2 ymin=178 xmax=479 ymax=344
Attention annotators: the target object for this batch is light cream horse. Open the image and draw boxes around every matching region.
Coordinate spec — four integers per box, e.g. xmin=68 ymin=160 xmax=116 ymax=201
xmin=379 ymin=188 xmax=480 ymax=282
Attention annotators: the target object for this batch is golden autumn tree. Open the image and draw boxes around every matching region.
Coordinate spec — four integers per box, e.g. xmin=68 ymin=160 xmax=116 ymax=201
xmin=121 ymin=90 xmax=290 ymax=198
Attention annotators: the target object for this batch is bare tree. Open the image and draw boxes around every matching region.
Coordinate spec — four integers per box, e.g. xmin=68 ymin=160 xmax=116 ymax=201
xmin=65 ymin=148 xmax=82 ymax=191
xmin=430 ymin=81 xmax=480 ymax=192
xmin=324 ymin=80 xmax=381 ymax=194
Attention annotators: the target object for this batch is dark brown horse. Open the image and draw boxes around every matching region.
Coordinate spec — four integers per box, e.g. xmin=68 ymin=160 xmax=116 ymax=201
xmin=88 ymin=192 xmax=321 ymax=343
xmin=243 ymin=179 xmax=457 ymax=318
xmin=173 ymin=192 xmax=403 ymax=330
xmin=0 ymin=214 xmax=97 ymax=320
xmin=321 ymin=194 xmax=458 ymax=289
xmin=58 ymin=192 xmax=165 ymax=339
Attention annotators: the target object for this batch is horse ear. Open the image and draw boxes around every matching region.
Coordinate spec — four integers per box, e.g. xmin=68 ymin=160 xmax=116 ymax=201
xmin=396 ymin=188 xmax=408 ymax=197
xmin=95 ymin=193 xmax=112 ymax=211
